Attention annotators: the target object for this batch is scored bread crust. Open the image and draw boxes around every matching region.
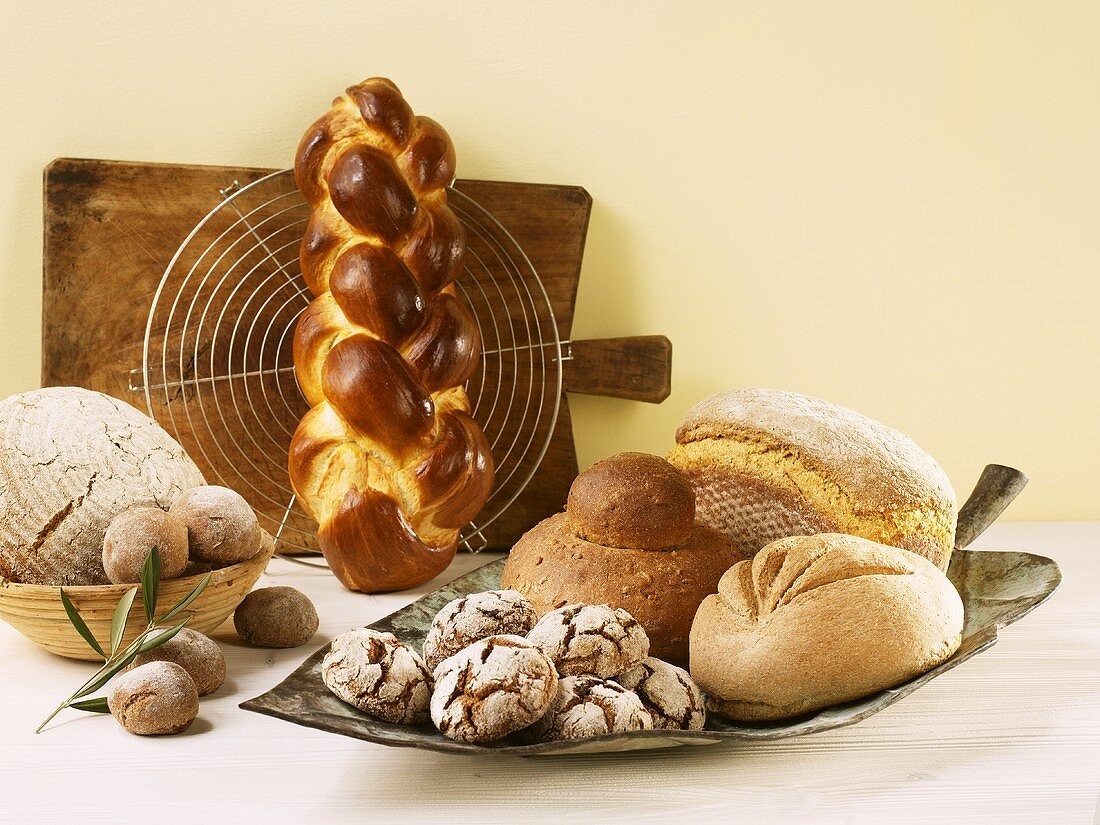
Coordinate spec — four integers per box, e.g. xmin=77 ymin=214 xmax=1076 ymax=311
xmin=690 ymin=533 xmax=964 ymax=721
xmin=288 ymin=78 xmax=493 ymax=592
xmin=669 ymin=388 xmax=957 ymax=568
xmin=0 ymin=387 xmax=205 ymax=585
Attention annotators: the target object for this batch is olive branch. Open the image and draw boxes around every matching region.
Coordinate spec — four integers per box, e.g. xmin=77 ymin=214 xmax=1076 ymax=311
xmin=36 ymin=547 xmax=211 ymax=733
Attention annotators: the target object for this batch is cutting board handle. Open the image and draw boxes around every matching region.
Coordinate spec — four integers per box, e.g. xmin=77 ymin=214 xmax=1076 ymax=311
xmin=562 ymin=335 xmax=672 ymax=403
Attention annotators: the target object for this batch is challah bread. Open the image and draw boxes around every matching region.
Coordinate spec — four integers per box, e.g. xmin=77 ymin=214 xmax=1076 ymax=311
xmin=668 ymin=388 xmax=957 ymax=569
xmin=691 ymin=532 xmax=964 ymax=721
xmin=501 ymin=453 xmax=750 ymax=664
xmin=289 ymin=78 xmax=493 ymax=592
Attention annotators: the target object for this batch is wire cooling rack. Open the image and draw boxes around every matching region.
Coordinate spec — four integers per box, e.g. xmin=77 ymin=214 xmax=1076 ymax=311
xmin=134 ymin=169 xmax=561 ymax=565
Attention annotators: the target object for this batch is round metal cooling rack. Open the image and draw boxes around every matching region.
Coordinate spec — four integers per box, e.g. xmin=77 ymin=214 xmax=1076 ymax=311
xmin=141 ymin=168 xmax=561 ymax=566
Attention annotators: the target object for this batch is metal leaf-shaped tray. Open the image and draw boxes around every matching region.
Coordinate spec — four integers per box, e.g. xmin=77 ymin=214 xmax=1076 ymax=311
xmin=241 ymin=466 xmax=1061 ymax=756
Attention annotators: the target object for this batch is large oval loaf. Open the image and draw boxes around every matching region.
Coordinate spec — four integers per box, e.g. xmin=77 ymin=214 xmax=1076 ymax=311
xmin=289 ymin=78 xmax=493 ymax=593
xmin=0 ymin=387 xmax=205 ymax=585
xmin=669 ymin=388 xmax=958 ymax=569
xmin=690 ymin=533 xmax=964 ymax=721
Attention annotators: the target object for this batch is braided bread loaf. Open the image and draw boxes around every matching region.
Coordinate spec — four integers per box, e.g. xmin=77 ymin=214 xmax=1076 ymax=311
xmin=289 ymin=78 xmax=493 ymax=593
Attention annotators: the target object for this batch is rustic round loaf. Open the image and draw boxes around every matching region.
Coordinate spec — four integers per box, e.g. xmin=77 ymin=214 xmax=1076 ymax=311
xmin=0 ymin=387 xmax=205 ymax=585
xmin=502 ymin=452 xmax=750 ymax=665
xmin=690 ymin=533 xmax=964 ymax=722
xmin=503 ymin=514 xmax=747 ymax=666
xmin=668 ymin=388 xmax=958 ymax=569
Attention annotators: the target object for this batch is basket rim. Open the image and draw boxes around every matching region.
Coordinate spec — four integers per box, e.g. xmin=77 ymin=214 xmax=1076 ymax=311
xmin=0 ymin=543 xmax=273 ymax=597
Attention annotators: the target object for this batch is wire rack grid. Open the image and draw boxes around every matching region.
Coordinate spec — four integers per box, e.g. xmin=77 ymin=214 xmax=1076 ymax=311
xmin=134 ymin=169 xmax=563 ymax=567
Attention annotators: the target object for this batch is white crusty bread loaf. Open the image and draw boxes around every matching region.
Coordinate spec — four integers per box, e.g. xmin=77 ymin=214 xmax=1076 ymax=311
xmin=0 ymin=387 xmax=205 ymax=585
xmin=668 ymin=388 xmax=957 ymax=569
xmin=690 ymin=533 xmax=964 ymax=721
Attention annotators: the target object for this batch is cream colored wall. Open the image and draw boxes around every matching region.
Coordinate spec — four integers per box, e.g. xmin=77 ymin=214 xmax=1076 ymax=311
xmin=1 ymin=1 xmax=1096 ymax=520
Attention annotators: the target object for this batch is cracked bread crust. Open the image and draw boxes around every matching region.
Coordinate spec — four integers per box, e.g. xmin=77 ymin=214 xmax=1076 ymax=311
xmin=322 ymin=628 xmax=432 ymax=725
xmin=690 ymin=533 xmax=964 ymax=721
xmin=430 ymin=634 xmax=557 ymax=743
xmin=617 ymin=657 xmax=706 ymax=731
xmin=422 ymin=590 xmax=538 ymax=671
xmin=526 ymin=675 xmax=654 ymax=742
xmin=526 ymin=603 xmax=649 ymax=678
xmin=0 ymin=387 xmax=205 ymax=585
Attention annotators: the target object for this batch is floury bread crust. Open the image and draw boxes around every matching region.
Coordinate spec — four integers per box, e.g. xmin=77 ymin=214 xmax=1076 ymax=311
xmin=0 ymin=387 xmax=205 ymax=585
xmin=669 ymin=388 xmax=957 ymax=569
xmin=690 ymin=533 xmax=964 ymax=722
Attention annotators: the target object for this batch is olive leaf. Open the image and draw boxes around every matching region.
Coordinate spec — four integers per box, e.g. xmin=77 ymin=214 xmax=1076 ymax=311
xmin=38 ymin=546 xmax=212 ymax=734
xmin=140 ymin=545 xmax=161 ymax=624
xmin=109 ymin=587 xmax=138 ymax=655
xmin=157 ymin=572 xmax=211 ymax=624
xmin=69 ymin=697 xmax=110 ymax=714
xmin=71 ymin=649 xmax=141 ymax=700
xmin=58 ymin=588 xmax=106 ymax=660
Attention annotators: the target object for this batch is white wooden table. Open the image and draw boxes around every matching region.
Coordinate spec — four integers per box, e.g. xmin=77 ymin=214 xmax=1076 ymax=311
xmin=2 ymin=521 xmax=1097 ymax=824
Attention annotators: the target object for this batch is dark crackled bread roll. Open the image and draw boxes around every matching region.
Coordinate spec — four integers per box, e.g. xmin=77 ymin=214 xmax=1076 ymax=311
xmin=668 ymin=388 xmax=958 ymax=569
xmin=322 ymin=628 xmax=432 ymax=725
xmin=524 ymin=675 xmax=653 ymax=742
xmin=422 ymin=590 xmax=537 ymax=671
xmin=430 ymin=634 xmax=557 ymax=743
xmin=690 ymin=533 xmax=964 ymax=722
xmin=526 ymin=603 xmax=649 ymax=678
xmin=502 ymin=453 xmax=751 ymax=665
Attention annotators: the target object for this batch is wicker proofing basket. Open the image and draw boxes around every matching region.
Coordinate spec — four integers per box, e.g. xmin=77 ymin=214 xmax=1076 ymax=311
xmin=0 ymin=543 xmax=273 ymax=661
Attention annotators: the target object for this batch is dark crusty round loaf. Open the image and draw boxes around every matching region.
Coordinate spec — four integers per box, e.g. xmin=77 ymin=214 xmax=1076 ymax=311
xmin=501 ymin=453 xmax=750 ymax=665
xmin=566 ymin=452 xmax=695 ymax=550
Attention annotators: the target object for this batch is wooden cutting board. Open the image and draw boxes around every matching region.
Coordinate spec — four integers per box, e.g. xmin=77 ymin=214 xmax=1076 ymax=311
xmin=41 ymin=157 xmax=672 ymax=552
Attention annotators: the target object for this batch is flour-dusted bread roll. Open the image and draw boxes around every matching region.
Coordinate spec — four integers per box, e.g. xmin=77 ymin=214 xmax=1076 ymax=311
xmin=0 ymin=387 xmax=205 ymax=585
xmin=691 ymin=533 xmax=964 ymax=722
xmin=668 ymin=388 xmax=957 ymax=569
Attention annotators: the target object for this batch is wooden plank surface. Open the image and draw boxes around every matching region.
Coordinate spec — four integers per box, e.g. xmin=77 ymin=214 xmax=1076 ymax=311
xmin=41 ymin=158 xmax=671 ymax=553
xmin=1 ymin=520 xmax=1096 ymax=824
